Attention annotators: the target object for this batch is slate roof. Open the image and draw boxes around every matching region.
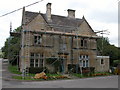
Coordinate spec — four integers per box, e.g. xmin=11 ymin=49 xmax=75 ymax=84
xmin=25 ymin=11 xmax=84 ymax=32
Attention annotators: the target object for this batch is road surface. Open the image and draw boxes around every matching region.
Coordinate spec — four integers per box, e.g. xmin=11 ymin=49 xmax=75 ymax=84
xmin=1 ymin=58 xmax=119 ymax=88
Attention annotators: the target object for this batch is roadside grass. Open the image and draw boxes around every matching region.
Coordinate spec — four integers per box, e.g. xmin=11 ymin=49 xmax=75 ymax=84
xmin=72 ymin=72 xmax=111 ymax=78
xmin=8 ymin=65 xmax=112 ymax=80
xmin=72 ymin=73 xmax=84 ymax=78
xmin=8 ymin=65 xmax=69 ymax=80
xmin=8 ymin=65 xmax=22 ymax=74
xmin=12 ymin=76 xmax=44 ymax=81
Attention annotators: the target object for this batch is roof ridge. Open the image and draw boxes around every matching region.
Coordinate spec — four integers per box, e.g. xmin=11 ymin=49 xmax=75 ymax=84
xmin=25 ymin=11 xmax=82 ymax=20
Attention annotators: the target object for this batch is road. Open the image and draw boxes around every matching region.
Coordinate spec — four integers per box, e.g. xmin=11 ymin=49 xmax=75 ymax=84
xmin=0 ymin=58 xmax=2 ymax=89
xmin=1 ymin=58 xmax=119 ymax=88
xmin=2 ymin=76 xmax=118 ymax=88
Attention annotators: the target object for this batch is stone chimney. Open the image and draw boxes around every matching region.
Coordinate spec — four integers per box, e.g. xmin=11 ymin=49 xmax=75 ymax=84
xmin=67 ymin=9 xmax=75 ymax=19
xmin=46 ymin=3 xmax=52 ymax=21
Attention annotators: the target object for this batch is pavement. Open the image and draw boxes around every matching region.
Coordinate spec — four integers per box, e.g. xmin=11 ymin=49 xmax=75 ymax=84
xmin=1 ymin=58 xmax=119 ymax=88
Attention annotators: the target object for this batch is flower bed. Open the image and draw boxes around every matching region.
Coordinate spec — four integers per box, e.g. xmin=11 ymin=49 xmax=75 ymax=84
xmin=91 ymin=72 xmax=110 ymax=77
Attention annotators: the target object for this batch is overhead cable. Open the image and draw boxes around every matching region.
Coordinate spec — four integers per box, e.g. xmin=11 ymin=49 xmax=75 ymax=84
xmin=0 ymin=0 xmax=44 ymax=17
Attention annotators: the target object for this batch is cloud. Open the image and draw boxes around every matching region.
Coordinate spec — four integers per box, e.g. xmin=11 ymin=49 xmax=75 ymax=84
xmin=0 ymin=0 xmax=118 ymax=49
xmin=88 ymin=10 xmax=118 ymax=24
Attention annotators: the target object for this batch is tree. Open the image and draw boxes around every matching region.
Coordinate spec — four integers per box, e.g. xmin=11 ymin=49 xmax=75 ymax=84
xmin=1 ymin=27 xmax=21 ymax=65
xmin=97 ymin=37 xmax=120 ymax=66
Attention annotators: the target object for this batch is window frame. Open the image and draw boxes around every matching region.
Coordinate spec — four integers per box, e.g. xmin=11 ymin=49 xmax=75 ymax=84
xmin=34 ymin=35 xmax=42 ymax=45
xmin=80 ymin=38 xmax=88 ymax=48
xmin=30 ymin=53 xmax=43 ymax=68
xmin=79 ymin=55 xmax=89 ymax=67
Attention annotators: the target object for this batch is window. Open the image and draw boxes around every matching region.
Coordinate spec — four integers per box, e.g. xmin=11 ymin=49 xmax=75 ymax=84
xmin=79 ymin=55 xmax=89 ymax=67
xmin=86 ymin=60 xmax=89 ymax=67
xmin=30 ymin=59 xmax=34 ymax=67
xmin=34 ymin=35 xmax=42 ymax=45
xmin=101 ymin=59 xmax=104 ymax=64
xmin=80 ymin=39 xmax=88 ymax=48
xmin=30 ymin=53 xmax=43 ymax=67
xmin=79 ymin=60 xmax=82 ymax=67
xmin=81 ymin=39 xmax=84 ymax=47
xmin=79 ymin=55 xmax=83 ymax=60
xmin=84 ymin=40 xmax=87 ymax=47
xmin=86 ymin=55 xmax=89 ymax=60
xmin=83 ymin=61 xmax=85 ymax=67
xmin=35 ymin=59 xmax=39 ymax=67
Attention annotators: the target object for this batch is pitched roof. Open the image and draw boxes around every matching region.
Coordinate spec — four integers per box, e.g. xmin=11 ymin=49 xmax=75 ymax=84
xmin=25 ymin=11 xmax=84 ymax=32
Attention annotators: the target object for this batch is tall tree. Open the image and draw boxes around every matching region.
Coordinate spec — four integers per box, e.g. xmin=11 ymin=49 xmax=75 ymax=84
xmin=97 ymin=37 xmax=120 ymax=66
xmin=1 ymin=27 xmax=21 ymax=65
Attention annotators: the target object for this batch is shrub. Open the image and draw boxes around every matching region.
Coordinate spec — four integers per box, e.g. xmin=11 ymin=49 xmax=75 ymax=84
xmin=68 ymin=64 xmax=78 ymax=73
xmin=29 ymin=67 xmax=49 ymax=74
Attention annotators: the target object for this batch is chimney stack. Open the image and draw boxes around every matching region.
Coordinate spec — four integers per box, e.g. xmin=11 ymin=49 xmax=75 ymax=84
xmin=46 ymin=3 xmax=52 ymax=21
xmin=67 ymin=9 xmax=75 ymax=19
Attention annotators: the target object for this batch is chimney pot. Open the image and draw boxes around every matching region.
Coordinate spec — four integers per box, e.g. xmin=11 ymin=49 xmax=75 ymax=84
xmin=67 ymin=9 xmax=75 ymax=19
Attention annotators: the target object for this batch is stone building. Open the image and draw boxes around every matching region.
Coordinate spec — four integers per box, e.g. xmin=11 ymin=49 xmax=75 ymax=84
xmin=11 ymin=3 xmax=109 ymax=73
xmin=96 ymin=56 xmax=110 ymax=72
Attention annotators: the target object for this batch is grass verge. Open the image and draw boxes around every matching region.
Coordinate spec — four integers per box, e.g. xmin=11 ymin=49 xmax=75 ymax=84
xmin=8 ymin=65 xmax=22 ymax=74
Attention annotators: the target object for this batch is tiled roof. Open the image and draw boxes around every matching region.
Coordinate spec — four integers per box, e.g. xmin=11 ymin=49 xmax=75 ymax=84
xmin=25 ymin=11 xmax=84 ymax=32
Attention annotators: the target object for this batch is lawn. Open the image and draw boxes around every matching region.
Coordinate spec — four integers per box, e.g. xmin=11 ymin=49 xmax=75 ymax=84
xmin=8 ymin=65 xmax=22 ymax=74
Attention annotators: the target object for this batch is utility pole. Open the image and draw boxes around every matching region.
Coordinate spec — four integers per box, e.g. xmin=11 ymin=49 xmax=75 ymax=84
xmin=8 ymin=22 xmax=12 ymax=64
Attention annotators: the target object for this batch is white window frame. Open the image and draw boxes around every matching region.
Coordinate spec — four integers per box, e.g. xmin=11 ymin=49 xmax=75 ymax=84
xmin=79 ymin=55 xmax=89 ymax=67
xmin=30 ymin=53 xmax=43 ymax=67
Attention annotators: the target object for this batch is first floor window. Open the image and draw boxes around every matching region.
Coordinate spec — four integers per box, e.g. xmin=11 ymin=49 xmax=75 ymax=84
xmin=81 ymin=39 xmax=84 ymax=47
xmin=34 ymin=35 xmax=42 ymax=45
xmin=80 ymin=39 xmax=88 ymax=48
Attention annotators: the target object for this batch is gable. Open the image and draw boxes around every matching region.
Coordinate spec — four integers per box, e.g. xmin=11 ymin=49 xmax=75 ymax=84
xmin=26 ymin=14 xmax=47 ymax=31
xmin=77 ymin=20 xmax=96 ymax=36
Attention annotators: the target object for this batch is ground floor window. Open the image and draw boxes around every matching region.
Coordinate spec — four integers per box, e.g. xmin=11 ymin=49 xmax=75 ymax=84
xmin=30 ymin=53 xmax=43 ymax=67
xmin=79 ymin=55 xmax=89 ymax=67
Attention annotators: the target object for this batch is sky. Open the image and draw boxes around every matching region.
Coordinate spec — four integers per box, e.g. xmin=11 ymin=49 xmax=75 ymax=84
xmin=0 ymin=0 xmax=118 ymax=49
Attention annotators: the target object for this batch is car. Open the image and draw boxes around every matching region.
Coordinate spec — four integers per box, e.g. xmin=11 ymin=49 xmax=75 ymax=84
xmin=2 ymin=59 xmax=9 ymax=63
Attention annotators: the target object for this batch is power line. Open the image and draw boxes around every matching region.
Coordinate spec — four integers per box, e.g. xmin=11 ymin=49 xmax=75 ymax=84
xmin=0 ymin=0 xmax=44 ymax=17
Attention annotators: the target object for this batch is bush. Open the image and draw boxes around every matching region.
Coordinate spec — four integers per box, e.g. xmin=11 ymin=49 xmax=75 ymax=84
xmin=68 ymin=64 xmax=78 ymax=73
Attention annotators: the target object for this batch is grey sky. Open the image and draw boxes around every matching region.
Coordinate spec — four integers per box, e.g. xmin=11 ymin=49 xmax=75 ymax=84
xmin=0 ymin=0 xmax=118 ymax=49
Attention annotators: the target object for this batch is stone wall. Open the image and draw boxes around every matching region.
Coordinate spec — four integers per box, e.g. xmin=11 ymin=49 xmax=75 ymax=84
xmin=95 ymin=56 xmax=110 ymax=72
